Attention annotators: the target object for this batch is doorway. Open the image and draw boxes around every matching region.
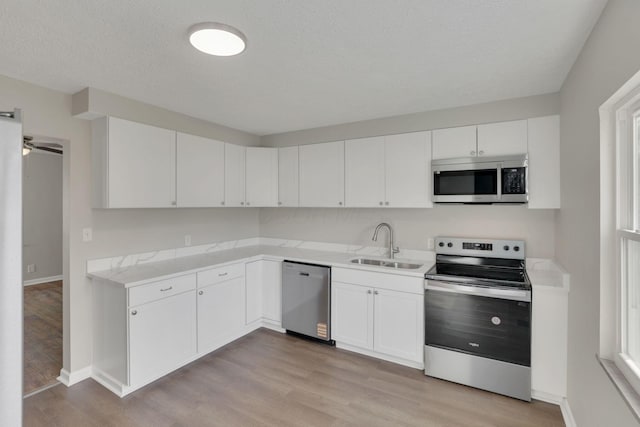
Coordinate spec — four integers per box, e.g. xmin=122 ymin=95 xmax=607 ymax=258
xmin=22 ymin=135 xmax=63 ymax=396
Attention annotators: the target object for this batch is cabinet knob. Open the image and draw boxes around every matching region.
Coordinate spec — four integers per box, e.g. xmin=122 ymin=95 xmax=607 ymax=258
xmin=221 ymin=201 xmax=225 ymax=206
xmin=240 ymin=201 xmax=244 ymax=206
xmin=385 ymin=202 xmax=389 ymax=206
xmin=379 ymin=201 xmax=383 ymax=206
xmin=470 ymin=150 xmax=476 ymax=156
xmin=374 ymin=290 xmax=379 ymax=295
xmin=198 ymin=290 xmax=203 ymax=295
xmin=338 ymin=201 xmax=343 ymax=206
xmin=478 ymin=150 xmax=484 ymax=156
xmin=367 ymin=290 xmax=372 ymax=294
xmin=131 ymin=310 xmax=138 ymax=316
xmin=171 ymin=201 xmax=177 ymax=206
xmin=278 ymin=201 xmax=282 ymax=206
xmin=246 ymin=202 xmax=250 ymax=206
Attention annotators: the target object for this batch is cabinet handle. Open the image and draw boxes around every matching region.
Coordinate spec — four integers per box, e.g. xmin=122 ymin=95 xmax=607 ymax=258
xmin=479 ymin=150 xmax=484 ymax=156
xmin=278 ymin=201 xmax=282 ymax=206
xmin=171 ymin=201 xmax=177 ymax=206
xmin=240 ymin=201 xmax=244 ymax=205
xmin=246 ymin=202 xmax=251 ymax=206
xmin=374 ymin=290 xmax=379 ymax=295
xmin=379 ymin=201 xmax=383 ymax=206
xmin=221 ymin=201 xmax=225 ymax=206
xmin=131 ymin=310 xmax=138 ymax=316
xmin=218 ymin=272 xmax=228 ymax=277
xmin=338 ymin=201 xmax=343 ymax=206
xmin=470 ymin=150 xmax=476 ymax=155
xmin=385 ymin=202 xmax=389 ymax=206
xmin=160 ymin=286 xmax=173 ymax=292
xmin=198 ymin=290 xmax=203 ymax=295
xmin=367 ymin=290 xmax=372 ymax=294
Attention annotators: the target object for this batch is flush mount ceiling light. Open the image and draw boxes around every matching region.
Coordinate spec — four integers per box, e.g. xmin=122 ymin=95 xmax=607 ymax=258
xmin=188 ymin=22 xmax=247 ymax=57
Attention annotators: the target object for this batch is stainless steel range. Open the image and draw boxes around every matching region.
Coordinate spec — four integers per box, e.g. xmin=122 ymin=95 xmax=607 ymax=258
xmin=424 ymin=237 xmax=532 ymax=401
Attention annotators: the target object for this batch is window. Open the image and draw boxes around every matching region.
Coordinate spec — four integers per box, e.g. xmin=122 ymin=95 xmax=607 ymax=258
xmin=615 ymin=101 xmax=640 ymax=394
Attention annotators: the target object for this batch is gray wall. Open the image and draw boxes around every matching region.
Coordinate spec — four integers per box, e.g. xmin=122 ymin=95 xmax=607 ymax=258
xmin=260 ymin=93 xmax=560 ymax=259
xmin=558 ymin=0 xmax=640 ymax=425
xmin=23 ymin=150 xmax=63 ymax=283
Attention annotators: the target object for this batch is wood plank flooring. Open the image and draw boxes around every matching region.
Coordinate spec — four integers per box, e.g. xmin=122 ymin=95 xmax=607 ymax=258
xmin=24 ymin=281 xmax=63 ymax=395
xmin=24 ymin=328 xmax=564 ymax=426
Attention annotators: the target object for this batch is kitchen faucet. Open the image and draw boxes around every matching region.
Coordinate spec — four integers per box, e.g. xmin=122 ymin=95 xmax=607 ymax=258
xmin=372 ymin=222 xmax=400 ymax=259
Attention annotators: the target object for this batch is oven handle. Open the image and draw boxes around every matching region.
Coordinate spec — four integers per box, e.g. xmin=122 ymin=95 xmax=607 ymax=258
xmin=425 ymin=279 xmax=531 ymax=302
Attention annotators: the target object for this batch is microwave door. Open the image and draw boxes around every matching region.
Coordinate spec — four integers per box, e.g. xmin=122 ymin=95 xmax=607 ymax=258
xmin=433 ymin=168 xmax=500 ymax=203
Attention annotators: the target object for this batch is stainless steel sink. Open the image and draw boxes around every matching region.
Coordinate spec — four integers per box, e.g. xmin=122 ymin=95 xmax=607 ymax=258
xmin=350 ymin=258 xmax=422 ymax=269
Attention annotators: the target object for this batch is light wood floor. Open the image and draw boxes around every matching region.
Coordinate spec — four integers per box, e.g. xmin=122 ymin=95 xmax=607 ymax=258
xmin=24 ymin=281 xmax=63 ymax=395
xmin=24 ymin=329 xmax=564 ymax=426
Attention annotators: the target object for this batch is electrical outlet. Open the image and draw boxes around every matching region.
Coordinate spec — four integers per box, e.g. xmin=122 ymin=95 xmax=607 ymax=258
xmin=184 ymin=234 xmax=192 ymax=247
xmin=427 ymin=238 xmax=435 ymax=250
xmin=27 ymin=264 xmax=36 ymax=273
xmin=82 ymin=228 xmax=93 ymax=242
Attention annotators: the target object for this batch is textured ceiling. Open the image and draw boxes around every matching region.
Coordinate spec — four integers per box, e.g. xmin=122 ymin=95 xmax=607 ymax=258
xmin=0 ymin=0 xmax=606 ymax=135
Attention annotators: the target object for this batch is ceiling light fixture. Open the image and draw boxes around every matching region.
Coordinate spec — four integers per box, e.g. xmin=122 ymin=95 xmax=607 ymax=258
xmin=188 ymin=22 xmax=247 ymax=57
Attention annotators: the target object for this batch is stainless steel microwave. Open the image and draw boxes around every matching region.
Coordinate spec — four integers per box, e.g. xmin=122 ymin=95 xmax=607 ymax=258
xmin=431 ymin=154 xmax=528 ymax=204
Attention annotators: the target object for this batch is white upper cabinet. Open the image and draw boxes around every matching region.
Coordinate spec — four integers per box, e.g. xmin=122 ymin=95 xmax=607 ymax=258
xmin=92 ymin=116 xmax=177 ymax=208
xmin=432 ymin=125 xmax=476 ymax=159
xmin=385 ymin=131 xmax=432 ymax=208
xmin=224 ymin=143 xmax=246 ymax=207
xmin=345 ymin=136 xmax=385 ymax=207
xmin=246 ymin=147 xmax=278 ymax=207
xmin=477 ymin=120 xmax=527 ymax=157
xmin=527 ymin=115 xmax=560 ymax=209
xmin=299 ymin=141 xmax=345 ymax=207
xmin=278 ymin=146 xmax=299 ymax=207
xmin=176 ymin=133 xmax=225 ymax=207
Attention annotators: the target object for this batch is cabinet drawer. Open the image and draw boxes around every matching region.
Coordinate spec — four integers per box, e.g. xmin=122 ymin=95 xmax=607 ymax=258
xmin=129 ymin=274 xmax=196 ymax=307
xmin=197 ymin=262 xmax=244 ymax=287
xmin=332 ymin=268 xmax=423 ymax=294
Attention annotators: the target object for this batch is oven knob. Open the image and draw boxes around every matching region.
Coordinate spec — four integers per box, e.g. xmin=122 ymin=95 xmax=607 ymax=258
xmin=447 ymin=242 xmax=453 ymax=248
xmin=438 ymin=242 xmax=444 ymax=247
xmin=514 ymin=246 xmax=520 ymax=252
xmin=503 ymin=245 xmax=510 ymax=251
xmin=491 ymin=316 xmax=501 ymax=326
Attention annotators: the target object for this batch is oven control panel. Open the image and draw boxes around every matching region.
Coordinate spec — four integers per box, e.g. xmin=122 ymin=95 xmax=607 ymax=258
xmin=435 ymin=237 xmax=525 ymax=260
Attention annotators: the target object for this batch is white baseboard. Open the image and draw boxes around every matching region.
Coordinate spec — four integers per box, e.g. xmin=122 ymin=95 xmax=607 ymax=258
xmin=57 ymin=366 xmax=91 ymax=387
xmin=560 ymin=397 xmax=577 ymax=427
xmin=336 ymin=342 xmax=423 ymax=370
xmin=532 ymin=389 xmax=564 ymax=404
xmin=24 ymin=275 xmax=63 ymax=286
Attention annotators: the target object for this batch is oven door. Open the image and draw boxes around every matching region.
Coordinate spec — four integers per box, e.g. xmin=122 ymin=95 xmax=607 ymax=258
xmin=424 ymin=280 xmax=531 ymax=367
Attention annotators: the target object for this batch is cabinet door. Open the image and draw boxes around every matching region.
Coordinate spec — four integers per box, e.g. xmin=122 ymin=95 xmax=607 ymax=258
xmin=278 ymin=146 xmax=299 ymax=207
xmin=385 ymin=131 xmax=432 ymax=208
xmin=262 ymin=260 xmax=282 ymax=323
xmin=245 ymin=260 xmax=263 ymax=324
xmin=477 ymin=120 xmax=527 ymax=157
xmin=527 ymin=115 xmax=560 ymax=209
xmin=345 ymin=137 xmax=385 ymax=207
xmin=176 ymin=133 xmax=224 ymax=207
xmin=108 ymin=117 xmax=176 ymax=208
xmin=299 ymin=141 xmax=345 ymax=207
xmin=224 ymin=143 xmax=246 ymax=207
xmin=197 ymin=277 xmax=246 ymax=354
xmin=331 ymin=282 xmax=373 ymax=350
xmin=432 ymin=125 xmax=477 ymax=159
xmin=128 ymin=290 xmax=196 ymax=386
xmin=246 ymin=147 xmax=278 ymax=207
xmin=373 ymin=289 xmax=423 ymax=363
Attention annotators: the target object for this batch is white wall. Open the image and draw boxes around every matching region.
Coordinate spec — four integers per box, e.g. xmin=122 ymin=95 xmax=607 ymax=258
xmin=0 ymin=74 xmax=261 ymax=377
xmin=260 ymin=93 xmax=560 ymax=258
xmin=23 ymin=150 xmax=63 ymax=283
xmin=558 ymin=0 xmax=640 ymax=425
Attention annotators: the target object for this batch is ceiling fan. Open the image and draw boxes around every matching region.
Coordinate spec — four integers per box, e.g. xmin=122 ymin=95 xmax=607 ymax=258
xmin=23 ymin=135 xmax=63 ymax=156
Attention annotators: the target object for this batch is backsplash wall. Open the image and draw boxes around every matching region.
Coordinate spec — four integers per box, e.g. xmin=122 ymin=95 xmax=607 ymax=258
xmin=259 ymin=206 xmax=556 ymax=259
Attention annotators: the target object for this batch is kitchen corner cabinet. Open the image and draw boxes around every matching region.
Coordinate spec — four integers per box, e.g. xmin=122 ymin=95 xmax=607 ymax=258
xmin=224 ymin=143 xmax=246 ymax=207
xmin=278 ymin=146 xmax=299 ymax=207
xmin=91 ymin=116 xmax=177 ymax=208
xmin=331 ymin=268 xmax=424 ymax=368
xmin=345 ymin=132 xmax=432 ymax=208
xmin=176 ymin=132 xmax=225 ymax=207
xmin=299 ymin=140 xmax=345 ymax=207
xmin=245 ymin=259 xmax=282 ymax=328
xmin=527 ymin=115 xmax=560 ymax=209
xmin=197 ymin=263 xmax=246 ymax=354
xmin=246 ymin=147 xmax=278 ymax=207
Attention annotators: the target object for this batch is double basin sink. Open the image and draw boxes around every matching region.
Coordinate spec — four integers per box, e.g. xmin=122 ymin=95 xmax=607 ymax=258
xmin=350 ymin=258 xmax=423 ymax=270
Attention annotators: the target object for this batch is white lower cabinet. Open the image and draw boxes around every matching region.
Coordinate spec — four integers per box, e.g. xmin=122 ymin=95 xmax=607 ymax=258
xmin=197 ymin=276 xmax=246 ymax=354
xmin=129 ymin=290 xmax=197 ymax=386
xmin=245 ymin=259 xmax=282 ymax=328
xmin=331 ymin=268 xmax=424 ymax=368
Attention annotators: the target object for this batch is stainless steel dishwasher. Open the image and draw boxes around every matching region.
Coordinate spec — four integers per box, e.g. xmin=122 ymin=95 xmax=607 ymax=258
xmin=282 ymin=261 xmax=333 ymax=343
